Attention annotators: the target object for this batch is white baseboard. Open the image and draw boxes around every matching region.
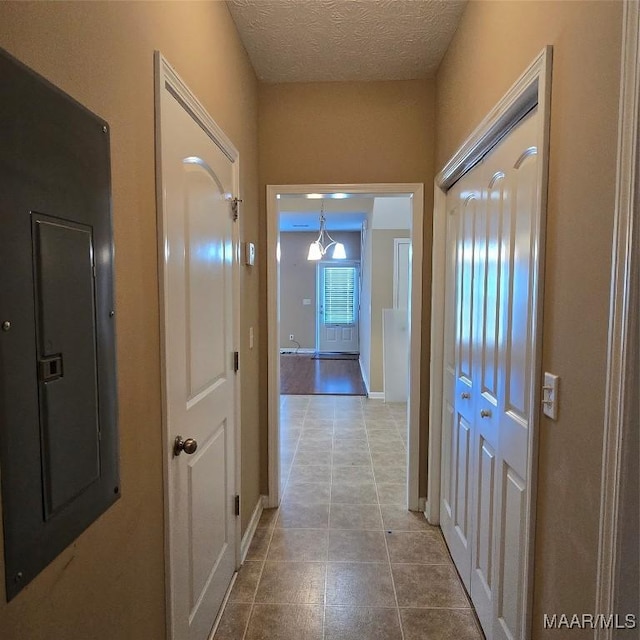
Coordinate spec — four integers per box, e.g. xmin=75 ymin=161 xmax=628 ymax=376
xmin=368 ymin=391 xmax=385 ymax=400
xmin=240 ymin=496 xmax=265 ymax=563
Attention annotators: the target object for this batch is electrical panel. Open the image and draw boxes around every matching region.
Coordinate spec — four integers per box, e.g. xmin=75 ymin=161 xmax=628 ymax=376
xmin=0 ymin=47 xmax=119 ymax=601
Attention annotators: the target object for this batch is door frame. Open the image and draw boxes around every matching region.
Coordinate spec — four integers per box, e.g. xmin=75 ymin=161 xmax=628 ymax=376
xmin=316 ymin=259 xmax=361 ymax=354
xmin=595 ymin=2 xmax=640 ymax=634
xmin=428 ymin=47 xmax=552 ymax=638
xmin=267 ymin=183 xmax=424 ymax=510
xmin=154 ymin=52 xmax=242 ymax=639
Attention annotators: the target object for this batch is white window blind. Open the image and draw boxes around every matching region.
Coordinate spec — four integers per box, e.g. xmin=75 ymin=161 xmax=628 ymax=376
xmin=323 ymin=267 xmax=356 ymax=324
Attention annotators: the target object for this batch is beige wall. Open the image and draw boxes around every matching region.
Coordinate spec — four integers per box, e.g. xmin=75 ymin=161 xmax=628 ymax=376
xmin=0 ymin=2 xmax=260 ymax=639
xmin=280 ymin=231 xmax=361 ymax=350
xmin=259 ymin=78 xmax=436 ymax=492
xmin=435 ymin=1 xmax=623 ymax=635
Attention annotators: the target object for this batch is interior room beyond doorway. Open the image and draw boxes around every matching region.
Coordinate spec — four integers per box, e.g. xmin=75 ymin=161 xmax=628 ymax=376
xmin=270 ymin=185 xmax=422 ymax=508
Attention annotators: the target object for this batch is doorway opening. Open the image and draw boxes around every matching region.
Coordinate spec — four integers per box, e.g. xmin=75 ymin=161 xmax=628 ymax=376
xmin=266 ymin=183 xmax=424 ymax=511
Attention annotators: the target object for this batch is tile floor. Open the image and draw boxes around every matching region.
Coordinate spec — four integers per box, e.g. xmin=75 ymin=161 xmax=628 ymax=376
xmin=214 ymin=395 xmax=484 ymax=640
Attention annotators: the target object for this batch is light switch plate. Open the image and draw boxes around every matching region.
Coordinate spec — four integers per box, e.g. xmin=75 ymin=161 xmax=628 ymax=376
xmin=542 ymin=372 xmax=560 ymax=420
xmin=245 ymin=242 xmax=255 ymax=266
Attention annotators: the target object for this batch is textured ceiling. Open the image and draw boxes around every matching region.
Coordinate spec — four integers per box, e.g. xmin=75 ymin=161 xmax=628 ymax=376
xmin=226 ymin=0 xmax=467 ymax=83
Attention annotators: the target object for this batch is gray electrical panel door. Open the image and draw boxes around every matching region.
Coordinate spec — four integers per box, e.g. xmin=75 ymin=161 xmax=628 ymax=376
xmin=0 ymin=47 xmax=119 ymax=600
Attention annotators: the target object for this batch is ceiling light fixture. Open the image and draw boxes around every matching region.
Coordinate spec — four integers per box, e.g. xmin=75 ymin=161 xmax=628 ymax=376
xmin=307 ymin=201 xmax=346 ymax=261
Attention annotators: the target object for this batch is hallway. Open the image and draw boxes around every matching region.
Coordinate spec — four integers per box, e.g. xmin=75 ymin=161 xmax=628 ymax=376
xmin=213 ymin=395 xmax=483 ymax=639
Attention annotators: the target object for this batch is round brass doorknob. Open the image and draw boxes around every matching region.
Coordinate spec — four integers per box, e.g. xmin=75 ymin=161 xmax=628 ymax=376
xmin=174 ymin=436 xmax=198 ymax=456
xmin=480 ymin=409 xmax=492 ymax=418
xmin=461 ymin=392 xmax=470 ymax=399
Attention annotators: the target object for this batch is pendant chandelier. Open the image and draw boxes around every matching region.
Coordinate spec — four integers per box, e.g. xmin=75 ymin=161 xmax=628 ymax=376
xmin=307 ymin=201 xmax=346 ymax=260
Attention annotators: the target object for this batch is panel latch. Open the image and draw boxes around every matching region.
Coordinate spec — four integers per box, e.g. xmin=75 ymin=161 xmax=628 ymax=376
xmin=39 ymin=354 xmax=63 ymax=382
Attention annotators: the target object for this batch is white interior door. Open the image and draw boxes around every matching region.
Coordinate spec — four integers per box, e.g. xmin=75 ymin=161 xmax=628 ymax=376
xmin=158 ymin=62 xmax=238 ymax=640
xmin=440 ymin=110 xmax=540 ymax=640
xmin=317 ymin=262 xmax=360 ymax=353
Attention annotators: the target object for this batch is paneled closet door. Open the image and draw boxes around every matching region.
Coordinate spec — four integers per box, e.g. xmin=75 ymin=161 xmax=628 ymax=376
xmin=491 ymin=111 xmax=539 ymax=640
xmin=440 ymin=171 xmax=482 ymax=588
xmin=441 ymin=109 xmax=540 ymax=640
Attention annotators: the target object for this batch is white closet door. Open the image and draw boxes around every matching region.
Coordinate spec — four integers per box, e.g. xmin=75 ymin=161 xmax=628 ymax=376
xmin=491 ymin=111 xmax=539 ymax=640
xmin=440 ymin=171 xmax=481 ymax=586
xmin=441 ymin=109 xmax=539 ymax=640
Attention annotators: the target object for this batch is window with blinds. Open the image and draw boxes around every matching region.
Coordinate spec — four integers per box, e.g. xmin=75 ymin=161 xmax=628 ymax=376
xmin=323 ymin=267 xmax=356 ymax=324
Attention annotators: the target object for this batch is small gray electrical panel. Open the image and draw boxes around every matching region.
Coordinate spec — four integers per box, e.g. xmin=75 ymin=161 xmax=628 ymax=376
xmin=0 ymin=47 xmax=119 ymax=600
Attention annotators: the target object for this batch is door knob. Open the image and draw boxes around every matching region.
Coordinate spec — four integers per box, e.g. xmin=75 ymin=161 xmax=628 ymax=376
xmin=480 ymin=409 xmax=492 ymax=418
xmin=461 ymin=392 xmax=470 ymax=399
xmin=174 ymin=436 xmax=198 ymax=456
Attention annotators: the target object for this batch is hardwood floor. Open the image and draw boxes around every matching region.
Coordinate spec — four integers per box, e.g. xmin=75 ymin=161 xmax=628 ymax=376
xmin=280 ymin=354 xmax=367 ymax=396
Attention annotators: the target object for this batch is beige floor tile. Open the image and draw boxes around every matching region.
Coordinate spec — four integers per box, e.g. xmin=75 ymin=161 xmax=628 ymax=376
xmin=276 ymin=503 xmax=330 ymax=529
xmin=288 ymin=464 xmax=332 ymax=484
xmin=294 ymin=449 xmax=332 ymax=466
xmin=213 ymin=602 xmax=252 ymax=640
xmin=333 ymin=434 xmax=368 ymax=446
xmin=267 ymin=529 xmax=329 ymax=562
xmin=229 ymin=561 xmax=263 ymax=603
xmin=255 ymin=561 xmax=326 ymax=604
xmin=332 ymin=465 xmax=374 ymax=483
xmin=280 ymin=412 xmax=306 ymax=424
xmin=329 ymin=504 xmax=383 ymax=530
xmin=385 ymin=530 xmax=452 ymax=564
xmin=326 ymin=562 xmax=396 ymax=606
xmin=246 ymin=527 xmax=272 ymax=561
xmin=330 ymin=481 xmax=378 ymax=504
xmin=324 ymin=606 xmax=402 ymax=640
xmin=295 ymin=442 xmax=332 ymax=456
xmin=400 ymin=608 xmax=483 ymax=640
xmin=283 ymin=482 xmax=331 ymax=504
xmin=381 ymin=505 xmax=434 ymax=531
xmin=333 ymin=420 xmax=366 ymax=433
xmin=281 ymin=431 xmax=302 ymax=444
xmin=368 ymin=439 xmax=406 ymax=453
xmin=332 ymin=448 xmax=371 ymax=466
xmin=299 ymin=434 xmax=332 ymax=445
xmin=376 ymin=482 xmax=406 ymax=505
xmin=303 ymin=416 xmax=334 ymax=427
xmin=244 ymin=604 xmax=324 ymax=640
xmin=373 ymin=465 xmax=407 ymax=484
xmin=371 ymin=451 xmax=407 ymax=466
xmin=392 ymin=564 xmax=470 ymax=608
xmin=365 ymin=422 xmax=397 ymax=431
xmin=328 ymin=529 xmax=388 ymax=562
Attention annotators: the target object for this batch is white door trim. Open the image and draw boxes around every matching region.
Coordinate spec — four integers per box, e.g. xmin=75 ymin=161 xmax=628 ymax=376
xmin=154 ymin=51 xmax=242 ymax=640
xmin=595 ymin=2 xmax=640 ymax=635
xmin=428 ymin=47 xmax=552 ymax=639
xmin=267 ymin=183 xmax=424 ymax=510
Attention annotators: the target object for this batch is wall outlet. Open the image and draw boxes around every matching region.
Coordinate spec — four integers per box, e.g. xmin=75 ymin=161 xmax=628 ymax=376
xmin=289 ymin=334 xmax=294 ymax=341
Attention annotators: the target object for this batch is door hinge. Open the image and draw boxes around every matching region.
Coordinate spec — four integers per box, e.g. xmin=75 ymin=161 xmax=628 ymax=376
xmin=231 ymin=197 xmax=242 ymax=221
xmin=234 ymin=494 xmax=240 ymax=517
xmin=233 ymin=351 xmax=239 ymax=373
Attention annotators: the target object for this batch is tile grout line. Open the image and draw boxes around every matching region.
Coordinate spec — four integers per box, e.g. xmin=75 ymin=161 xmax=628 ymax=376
xmin=322 ymin=409 xmax=336 ymax=640
xmin=239 ymin=394 xmax=310 ymax=640
xmin=366 ymin=401 xmax=407 ymax=640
